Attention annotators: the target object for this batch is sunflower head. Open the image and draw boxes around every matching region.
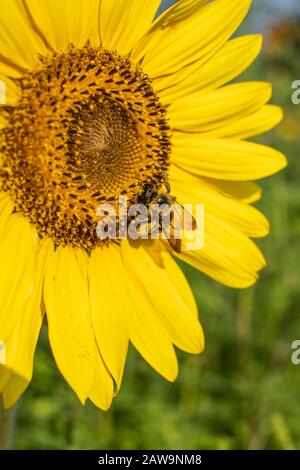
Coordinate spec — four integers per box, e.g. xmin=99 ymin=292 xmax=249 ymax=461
xmin=0 ymin=44 xmax=172 ymax=249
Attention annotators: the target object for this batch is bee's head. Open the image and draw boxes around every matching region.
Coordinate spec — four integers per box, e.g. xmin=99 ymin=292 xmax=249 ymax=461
xmin=157 ymin=193 xmax=169 ymax=206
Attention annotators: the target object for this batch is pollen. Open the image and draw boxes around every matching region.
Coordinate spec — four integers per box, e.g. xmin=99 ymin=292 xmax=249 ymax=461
xmin=0 ymin=46 xmax=171 ymax=249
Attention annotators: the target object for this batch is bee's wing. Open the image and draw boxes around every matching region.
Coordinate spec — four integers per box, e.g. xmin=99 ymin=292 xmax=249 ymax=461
xmin=167 ymin=234 xmax=182 ymax=253
xmin=161 ymin=222 xmax=182 ymax=253
xmin=160 ymin=201 xmax=182 ymax=253
xmin=169 ymin=199 xmax=197 ymax=231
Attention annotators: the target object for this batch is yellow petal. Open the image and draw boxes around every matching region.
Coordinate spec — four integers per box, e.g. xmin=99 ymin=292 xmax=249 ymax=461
xmin=0 ymin=59 xmax=23 ymax=79
xmin=177 ymin=213 xmax=266 ymax=288
xmin=178 ymin=250 xmax=257 ymax=288
xmin=172 ymin=134 xmax=287 ymax=180
xmin=155 ymin=0 xmax=208 ymax=27
xmin=0 ymin=214 xmax=40 ymax=341
xmin=155 ymin=251 xmax=205 ymax=353
xmin=2 ymin=375 xmax=29 ymax=409
xmin=25 ymin=0 xmax=101 ymax=51
xmin=132 ymin=0 xmax=207 ymax=65
xmin=0 ymin=75 xmax=20 ymax=106
xmin=1 ymin=238 xmax=52 ymax=409
xmin=160 ymin=250 xmax=198 ymax=316
xmin=200 ymin=179 xmax=262 ymax=204
xmin=0 ymin=192 xmax=14 ymax=240
xmin=120 ymin=241 xmax=178 ymax=381
xmin=0 ymin=114 xmax=7 ymax=129
xmin=122 ymin=241 xmax=204 ymax=355
xmin=99 ymin=0 xmax=160 ymax=55
xmin=158 ymin=34 xmax=262 ymax=100
xmin=0 ymin=0 xmax=48 ymax=72
xmin=89 ymin=352 xmax=114 ymax=411
xmin=133 ymin=0 xmax=252 ymax=78
xmin=170 ymin=165 xmax=269 ymax=238
xmin=0 ymin=369 xmax=11 ymax=393
xmin=89 ymin=244 xmax=129 ymax=390
xmin=199 ymin=105 xmax=283 ymax=140
xmin=44 ymin=246 xmax=96 ymax=404
xmin=0 ymin=191 xmax=12 ymax=206
xmin=168 ymin=82 xmax=272 ymax=132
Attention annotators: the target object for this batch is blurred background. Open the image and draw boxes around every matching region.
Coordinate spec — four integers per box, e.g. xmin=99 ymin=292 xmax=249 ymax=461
xmin=12 ymin=0 xmax=300 ymax=450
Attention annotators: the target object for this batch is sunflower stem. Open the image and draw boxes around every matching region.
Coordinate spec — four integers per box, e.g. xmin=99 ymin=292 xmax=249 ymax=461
xmin=0 ymin=398 xmax=16 ymax=450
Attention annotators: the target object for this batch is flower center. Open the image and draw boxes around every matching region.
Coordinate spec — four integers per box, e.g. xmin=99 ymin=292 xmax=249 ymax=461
xmin=0 ymin=46 xmax=171 ymax=249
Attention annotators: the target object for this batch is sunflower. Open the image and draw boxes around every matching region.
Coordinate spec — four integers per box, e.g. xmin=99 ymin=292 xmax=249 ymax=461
xmin=0 ymin=0 xmax=286 ymax=410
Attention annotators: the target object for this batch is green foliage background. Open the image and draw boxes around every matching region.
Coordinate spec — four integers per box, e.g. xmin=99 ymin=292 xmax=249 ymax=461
xmin=12 ymin=1 xmax=300 ymax=450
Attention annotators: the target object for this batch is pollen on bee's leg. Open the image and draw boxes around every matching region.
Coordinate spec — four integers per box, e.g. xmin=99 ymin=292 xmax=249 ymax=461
xmin=0 ymin=45 xmax=171 ymax=250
